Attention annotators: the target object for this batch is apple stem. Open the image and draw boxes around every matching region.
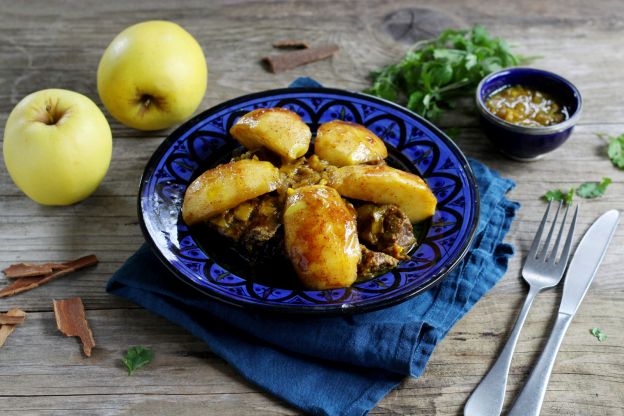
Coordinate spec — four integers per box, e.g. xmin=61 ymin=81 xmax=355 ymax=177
xmin=45 ymin=104 xmax=55 ymax=125
xmin=141 ymin=95 xmax=152 ymax=109
xmin=137 ymin=94 xmax=160 ymax=118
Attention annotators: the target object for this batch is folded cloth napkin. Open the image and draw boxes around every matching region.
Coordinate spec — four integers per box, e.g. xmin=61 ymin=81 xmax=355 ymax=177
xmin=107 ymin=77 xmax=519 ymax=416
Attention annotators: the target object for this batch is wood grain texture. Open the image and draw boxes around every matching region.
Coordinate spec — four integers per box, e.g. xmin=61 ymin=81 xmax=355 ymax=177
xmin=0 ymin=0 xmax=623 ymax=414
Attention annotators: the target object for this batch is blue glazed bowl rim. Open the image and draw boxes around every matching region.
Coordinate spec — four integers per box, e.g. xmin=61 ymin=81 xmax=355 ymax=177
xmin=137 ymin=87 xmax=480 ymax=314
xmin=475 ymin=67 xmax=582 ymax=135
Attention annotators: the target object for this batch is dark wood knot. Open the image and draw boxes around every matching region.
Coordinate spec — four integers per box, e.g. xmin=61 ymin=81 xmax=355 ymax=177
xmin=381 ymin=8 xmax=464 ymax=44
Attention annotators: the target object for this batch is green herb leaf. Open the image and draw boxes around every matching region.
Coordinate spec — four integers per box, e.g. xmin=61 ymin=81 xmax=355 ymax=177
xmin=590 ymin=328 xmax=607 ymax=342
xmin=445 ymin=127 xmax=461 ymax=139
xmin=364 ymin=25 xmax=528 ymax=120
xmin=543 ymin=188 xmax=574 ymax=204
xmin=605 ymin=133 xmax=624 ymax=169
xmin=576 ymin=177 xmax=612 ymax=199
xmin=122 ymin=346 xmax=154 ymax=376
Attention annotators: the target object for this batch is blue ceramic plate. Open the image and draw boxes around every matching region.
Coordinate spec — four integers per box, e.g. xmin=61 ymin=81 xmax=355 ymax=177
xmin=138 ymin=88 xmax=479 ymax=314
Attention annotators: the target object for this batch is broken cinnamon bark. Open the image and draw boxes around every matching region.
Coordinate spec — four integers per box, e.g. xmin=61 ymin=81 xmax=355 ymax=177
xmin=272 ymin=39 xmax=310 ymax=49
xmin=0 ymin=313 xmax=26 ymax=325
xmin=0 ymin=255 xmax=98 ymax=298
xmin=53 ymin=297 xmax=96 ymax=357
xmin=263 ymin=43 xmax=339 ymax=73
xmin=0 ymin=309 xmax=26 ymax=348
xmin=3 ymin=262 xmax=68 ymax=279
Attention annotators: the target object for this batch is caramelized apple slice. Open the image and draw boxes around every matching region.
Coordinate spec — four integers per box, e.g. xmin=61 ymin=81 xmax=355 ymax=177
xmin=229 ymin=108 xmax=311 ymax=161
xmin=182 ymin=159 xmax=280 ymax=225
xmin=330 ymin=165 xmax=437 ymax=223
xmin=314 ymin=120 xmax=388 ymax=166
xmin=283 ymin=185 xmax=360 ymax=289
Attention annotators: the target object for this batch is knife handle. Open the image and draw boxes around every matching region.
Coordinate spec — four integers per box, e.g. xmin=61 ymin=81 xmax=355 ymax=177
xmin=507 ymin=312 xmax=573 ymax=416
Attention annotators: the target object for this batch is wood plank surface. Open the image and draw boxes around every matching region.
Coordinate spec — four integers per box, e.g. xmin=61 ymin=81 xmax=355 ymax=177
xmin=1 ymin=0 xmax=623 ymax=415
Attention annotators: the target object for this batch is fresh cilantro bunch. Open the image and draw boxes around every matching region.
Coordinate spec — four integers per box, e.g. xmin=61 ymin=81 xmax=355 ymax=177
xmin=365 ymin=25 xmax=525 ymax=120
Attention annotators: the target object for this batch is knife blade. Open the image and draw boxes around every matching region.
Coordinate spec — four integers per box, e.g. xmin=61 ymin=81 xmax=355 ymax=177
xmin=559 ymin=209 xmax=620 ymax=316
xmin=508 ymin=209 xmax=620 ymax=416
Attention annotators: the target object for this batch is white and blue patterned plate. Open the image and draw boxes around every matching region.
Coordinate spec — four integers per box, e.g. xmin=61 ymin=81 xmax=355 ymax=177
xmin=138 ymin=88 xmax=479 ymax=314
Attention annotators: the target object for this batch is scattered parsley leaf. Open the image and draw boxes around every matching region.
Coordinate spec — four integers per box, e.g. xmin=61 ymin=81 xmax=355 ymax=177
xmin=590 ymin=328 xmax=607 ymax=342
xmin=576 ymin=177 xmax=612 ymax=199
xmin=122 ymin=346 xmax=154 ymax=376
xmin=445 ymin=127 xmax=461 ymax=139
xmin=364 ymin=25 xmax=529 ymax=120
xmin=601 ymin=133 xmax=624 ymax=169
xmin=543 ymin=188 xmax=574 ymax=204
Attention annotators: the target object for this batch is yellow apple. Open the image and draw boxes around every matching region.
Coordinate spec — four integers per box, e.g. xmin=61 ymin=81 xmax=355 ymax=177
xmin=3 ymin=89 xmax=112 ymax=205
xmin=97 ymin=21 xmax=208 ymax=131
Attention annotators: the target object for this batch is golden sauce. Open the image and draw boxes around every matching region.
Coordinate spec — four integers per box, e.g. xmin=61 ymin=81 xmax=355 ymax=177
xmin=485 ymin=85 xmax=568 ymax=127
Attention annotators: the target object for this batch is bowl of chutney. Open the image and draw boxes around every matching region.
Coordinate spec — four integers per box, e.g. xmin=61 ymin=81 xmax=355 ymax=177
xmin=475 ymin=67 xmax=582 ymax=161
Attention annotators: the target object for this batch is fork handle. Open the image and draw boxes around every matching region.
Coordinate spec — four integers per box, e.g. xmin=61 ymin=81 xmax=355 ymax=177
xmin=464 ymin=286 xmax=540 ymax=416
xmin=507 ymin=312 xmax=573 ymax=416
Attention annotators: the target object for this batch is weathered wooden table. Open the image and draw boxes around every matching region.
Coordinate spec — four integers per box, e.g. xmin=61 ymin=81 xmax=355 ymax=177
xmin=1 ymin=1 xmax=623 ymax=415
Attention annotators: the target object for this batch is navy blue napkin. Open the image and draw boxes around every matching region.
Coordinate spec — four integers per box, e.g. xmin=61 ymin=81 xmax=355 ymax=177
xmin=107 ymin=78 xmax=519 ymax=416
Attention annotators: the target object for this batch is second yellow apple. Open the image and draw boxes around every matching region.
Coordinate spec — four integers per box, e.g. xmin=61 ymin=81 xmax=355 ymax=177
xmin=97 ymin=20 xmax=208 ymax=131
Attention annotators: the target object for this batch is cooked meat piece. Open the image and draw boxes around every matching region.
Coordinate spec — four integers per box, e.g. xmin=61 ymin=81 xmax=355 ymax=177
xmin=207 ymin=194 xmax=282 ymax=248
xmin=207 ymin=201 xmax=255 ymax=240
xmin=278 ymin=155 xmax=336 ymax=192
xmin=357 ymin=245 xmax=399 ymax=280
xmin=231 ymin=148 xmax=282 ymax=166
xmin=356 ymin=204 xmax=416 ymax=259
xmin=240 ymin=195 xmax=282 ymax=253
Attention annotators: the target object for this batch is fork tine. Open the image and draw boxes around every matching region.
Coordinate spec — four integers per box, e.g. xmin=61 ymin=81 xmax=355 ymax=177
xmin=528 ymin=201 xmax=552 ymax=259
xmin=546 ymin=203 xmax=570 ymax=262
xmin=557 ymin=204 xmax=579 ymax=265
xmin=538 ymin=201 xmax=563 ymax=259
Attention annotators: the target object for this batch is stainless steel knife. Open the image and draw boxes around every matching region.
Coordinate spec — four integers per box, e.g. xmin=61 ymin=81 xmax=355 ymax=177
xmin=507 ymin=209 xmax=620 ymax=416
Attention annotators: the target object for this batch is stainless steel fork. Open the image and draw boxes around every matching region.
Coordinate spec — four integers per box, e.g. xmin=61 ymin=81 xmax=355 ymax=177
xmin=464 ymin=201 xmax=578 ymax=416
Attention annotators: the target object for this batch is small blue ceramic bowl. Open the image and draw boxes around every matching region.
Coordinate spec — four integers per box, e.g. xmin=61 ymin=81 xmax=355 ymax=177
xmin=476 ymin=67 xmax=582 ymax=161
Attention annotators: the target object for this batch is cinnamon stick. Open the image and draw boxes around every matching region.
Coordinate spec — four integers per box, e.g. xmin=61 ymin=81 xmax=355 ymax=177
xmin=0 ymin=313 xmax=26 ymax=325
xmin=0 ymin=309 xmax=26 ymax=348
xmin=3 ymin=262 xmax=68 ymax=279
xmin=53 ymin=297 xmax=95 ymax=357
xmin=0 ymin=255 xmax=98 ymax=298
xmin=263 ymin=43 xmax=339 ymax=73
xmin=272 ymin=39 xmax=310 ymax=49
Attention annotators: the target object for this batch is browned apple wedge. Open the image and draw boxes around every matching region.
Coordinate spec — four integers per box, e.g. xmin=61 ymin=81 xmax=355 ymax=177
xmin=314 ymin=120 xmax=388 ymax=166
xmin=283 ymin=185 xmax=361 ymax=289
xmin=329 ymin=165 xmax=437 ymax=223
xmin=182 ymin=159 xmax=280 ymax=225
xmin=229 ymin=108 xmax=311 ymax=161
